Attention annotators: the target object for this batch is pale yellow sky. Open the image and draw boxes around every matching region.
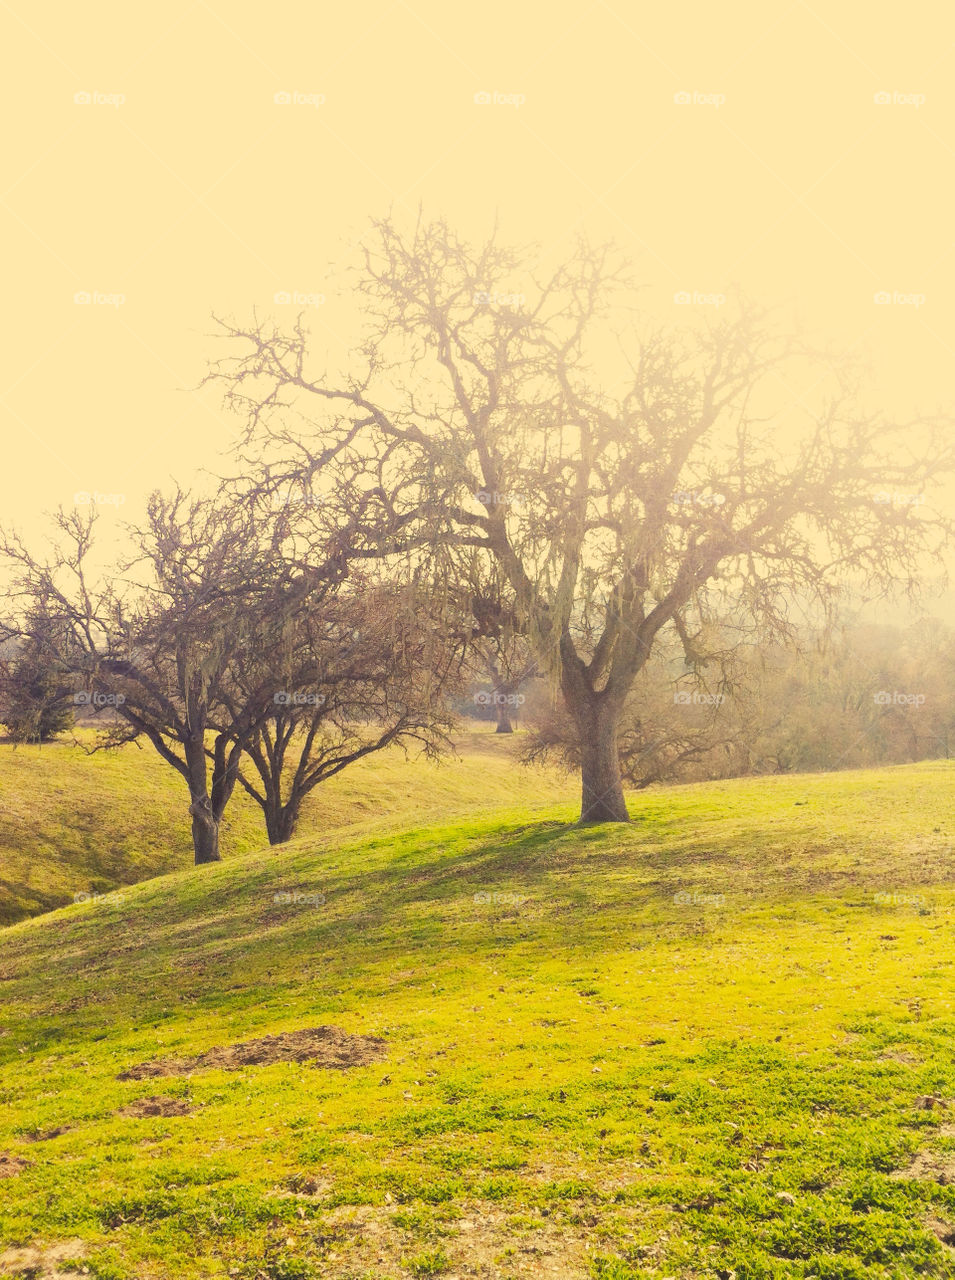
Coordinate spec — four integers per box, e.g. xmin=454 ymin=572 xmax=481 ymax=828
xmin=2 ymin=0 xmax=954 ymax=613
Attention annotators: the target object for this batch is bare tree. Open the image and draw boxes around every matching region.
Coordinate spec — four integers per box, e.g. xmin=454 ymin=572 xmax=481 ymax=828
xmin=206 ymin=215 xmax=955 ymax=824
xmin=0 ymin=494 xmax=281 ymax=862
xmin=220 ymin=574 xmax=458 ymax=844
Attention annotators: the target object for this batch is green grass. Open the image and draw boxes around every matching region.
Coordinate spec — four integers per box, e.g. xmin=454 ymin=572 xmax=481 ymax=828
xmin=3 ymin=759 xmax=955 ymax=1276
xmin=0 ymin=727 xmax=570 ymax=925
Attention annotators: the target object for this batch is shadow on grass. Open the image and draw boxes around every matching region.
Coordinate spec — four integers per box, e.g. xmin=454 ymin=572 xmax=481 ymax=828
xmin=0 ymin=879 xmax=73 ymax=927
xmin=3 ymin=795 xmax=939 ymax=1065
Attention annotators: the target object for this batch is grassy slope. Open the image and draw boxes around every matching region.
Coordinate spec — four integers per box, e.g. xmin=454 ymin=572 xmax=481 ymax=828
xmin=2 ymin=762 xmax=955 ymax=1277
xmin=0 ymin=729 xmax=572 ymax=925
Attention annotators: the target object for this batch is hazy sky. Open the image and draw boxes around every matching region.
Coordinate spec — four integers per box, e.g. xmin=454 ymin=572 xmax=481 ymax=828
xmin=3 ymin=0 xmax=954 ymax=621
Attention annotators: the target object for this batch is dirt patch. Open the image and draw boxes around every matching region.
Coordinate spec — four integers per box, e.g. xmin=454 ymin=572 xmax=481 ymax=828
xmin=273 ymin=1174 xmax=333 ymax=1200
xmin=317 ymin=1200 xmax=596 ymax=1278
xmin=260 ymin=1172 xmax=647 ymax=1279
xmin=891 ymin=1150 xmax=955 ymax=1184
xmin=117 ymin=1026 xmax=388 ymax=1079
xmin=21 ymin=1127 xmax=70 ymax=1143
xmin=0 ymin=1240 xmax=85 ymax=1277
xmin=0 ymin=1153 xmax=31 ymax=1178
xmin=877 ymin=1050 xmax=921 ymax=1066
xmin=927 ymin=1217 xmax=955 ymax=1253
xmin=118 ymin=1096 xmax=193 ymax=1117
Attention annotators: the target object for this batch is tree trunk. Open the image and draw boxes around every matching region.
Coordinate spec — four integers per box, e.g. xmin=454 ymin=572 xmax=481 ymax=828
xmin=495 ymin=697 xmax=514 ymax=734
xmin=488 ymin=661 xmax=517 ymax=733
xmin=189 ymin=797 xmax=221 ymax=863
xmin=576 ymin=700 xmax=630 ymax=825
xmin=184 ymin=728 xmax=221 ymax=864
xmin=265 ymin=801 xmax=299 ymax=846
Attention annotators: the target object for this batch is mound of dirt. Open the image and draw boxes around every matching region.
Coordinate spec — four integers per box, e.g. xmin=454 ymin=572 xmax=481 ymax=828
xmin=117 ymin=1026 xmax=388 ymax=1079
xmin=0 ymin=1153 xmax=31 ymax=1178
xmin=118 ymin=1096 xmax=193 ymax=1117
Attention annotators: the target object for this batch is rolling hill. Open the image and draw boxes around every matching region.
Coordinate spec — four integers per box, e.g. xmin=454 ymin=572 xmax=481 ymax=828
xmin=2 ymin=761 xmax=955 ymax=1276
xmin=0 ymin=729 xmax=572 ymax=925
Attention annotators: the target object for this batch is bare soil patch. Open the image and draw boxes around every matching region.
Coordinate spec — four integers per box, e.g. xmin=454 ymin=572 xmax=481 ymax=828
xmin=21 ymin=1127 xmax=70 ymax=1143
xmin=913 ymin=1094 xmax=950 ymax=1110
xmin=0 ymin=1240 xmax=85 ymax=1277
xmin=927 ymin=1216 xmax=955 ymax=1253
xmin=118 ymin=1096 xmax=193 ymax=1117
xmin=891 ymin=1150 xmax=955 ymax=1183
xmin=117 ymin=1026 xmax=388 ymax=1079
xmin=0 ymin=1153 xmax=31 ymax=1178
xmin=317 ymin=1200 xmax=595 ymax=1278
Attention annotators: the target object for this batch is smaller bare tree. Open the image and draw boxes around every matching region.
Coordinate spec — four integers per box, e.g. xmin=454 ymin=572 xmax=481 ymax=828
xmin=220 ymin=575 xmax=458 ymax=844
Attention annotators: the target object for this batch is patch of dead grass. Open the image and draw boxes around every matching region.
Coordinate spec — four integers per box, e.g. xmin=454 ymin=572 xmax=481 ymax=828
xmin=117 ymin=1026 xmax=387 ymax=1079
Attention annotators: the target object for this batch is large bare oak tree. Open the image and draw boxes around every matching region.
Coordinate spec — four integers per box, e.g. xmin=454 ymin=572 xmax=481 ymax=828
xmin=208 ymin=216 xmax=955 ymax=823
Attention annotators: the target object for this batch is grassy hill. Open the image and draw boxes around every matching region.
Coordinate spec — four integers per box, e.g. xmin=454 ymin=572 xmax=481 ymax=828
xmin=2 ymin=762 xmax=955 ymax=1277
xmin=0 ymin=729 xmax=572 ymax=925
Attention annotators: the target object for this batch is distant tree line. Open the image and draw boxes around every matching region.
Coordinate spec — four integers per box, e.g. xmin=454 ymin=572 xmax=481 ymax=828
xmin=521 ymin=614 xmax=955 ymax=784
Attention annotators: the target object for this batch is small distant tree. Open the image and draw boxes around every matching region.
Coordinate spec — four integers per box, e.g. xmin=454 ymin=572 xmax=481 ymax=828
xmin=457 ymin=559 xmax=536 ymax=733
xmin=0 ymin=618 xmax=75 ymax=743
